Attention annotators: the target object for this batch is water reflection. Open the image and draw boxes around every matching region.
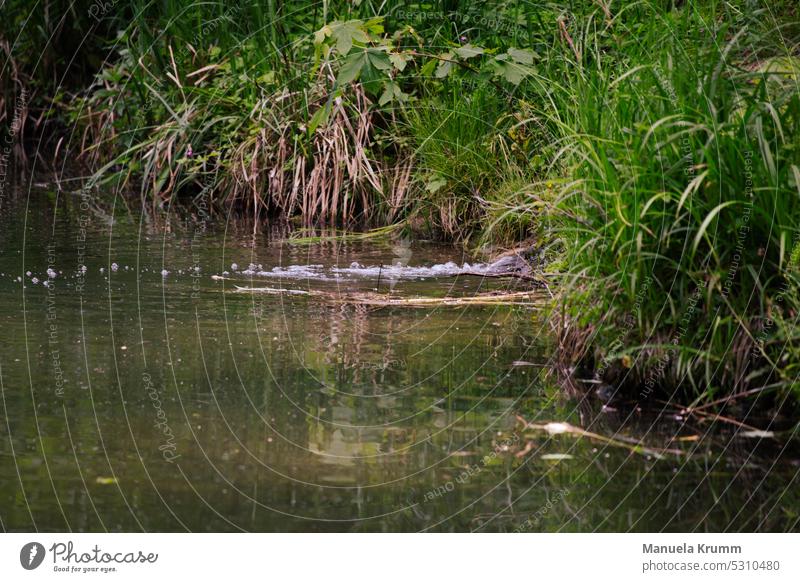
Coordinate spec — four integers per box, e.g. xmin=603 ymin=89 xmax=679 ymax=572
xmin=0 ymin=188 xmax=798 ymax=532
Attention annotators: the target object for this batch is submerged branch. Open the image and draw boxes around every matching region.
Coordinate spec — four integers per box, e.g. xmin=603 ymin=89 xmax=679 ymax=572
xmin=212 ymin=277 xmax=545 ymax=307
xmin=516 ymin=416 xmax=686 ymax=459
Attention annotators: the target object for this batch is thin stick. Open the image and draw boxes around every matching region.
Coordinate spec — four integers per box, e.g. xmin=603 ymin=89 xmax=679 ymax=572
xmin=516 ymin=416 xmax=685 ymax=458
xmin=654 ymin=398 xmax=767 ymax=432
xmin=689 ymin=385 xmax=779 ymax=413
xmin=219 ymin=280 xmax=544 ymax=307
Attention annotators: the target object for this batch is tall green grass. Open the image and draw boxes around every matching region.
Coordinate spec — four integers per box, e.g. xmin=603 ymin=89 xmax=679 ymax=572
xmin=540 ymin=1 xmax=800 ymax=402
xmin=403 ymin=84 xmax=532 ymax=240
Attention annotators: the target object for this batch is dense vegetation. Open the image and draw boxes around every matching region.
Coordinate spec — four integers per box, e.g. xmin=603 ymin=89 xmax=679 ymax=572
xmin=3 ymin=0 xmax=800 ymax=408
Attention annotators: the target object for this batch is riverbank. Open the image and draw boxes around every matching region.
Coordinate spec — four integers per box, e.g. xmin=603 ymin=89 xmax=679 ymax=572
xmin=3 ymin=0 xmax=800 ymax=410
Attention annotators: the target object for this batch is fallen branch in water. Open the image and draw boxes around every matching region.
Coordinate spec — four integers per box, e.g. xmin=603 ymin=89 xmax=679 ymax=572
xmin=653 ymin=398 xmax=773 ymax=434
xmin=337 ymin=290 xmax=544 ymax=307
xmin=237 ymin=286 xmax=542 ymax=307
xmin=210 ymin=277 xmax=544 ymax=307
xmin=516 ymin=416 xmax=685 ymax=459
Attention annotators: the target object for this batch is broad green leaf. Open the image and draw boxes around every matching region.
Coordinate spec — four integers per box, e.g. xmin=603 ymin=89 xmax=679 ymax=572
xmin=360 ymin=54 xmax=387 ymax=95
xmin=420 ymin=58 xmax=437 ymax=77
xmin=367 ymin=49 xmax=392 ymax=71
xmin=337 ymin=51 xmax=366 ymax=84
xmin=379 ymin=84 xmax=393 ymax=106
xmin=435 ymin=52 xmax=454 ymax=78
xmin=336 ymin=30 xmax=354 ymax=56
xmin=455 ymin=43 xmax=484 ymax=59
xmin=329 ymin=20 xmax=370 ymax=56
xmin=313 ymin=25 xmax=331 ymax=45
xmin=490 ymin=57 xmax=534 ymax=85
xmin=378 ymin=81 xmax=408 ymax=106
xmin=508 ymin=47 xmax=535 ymax=64
xmin=426 ymin=174 xmax=447 ymax=193
xmin=364 ymin=17 xmax=385 ymax=35
xmin=389 ymin=52 xmax=408 ymax=71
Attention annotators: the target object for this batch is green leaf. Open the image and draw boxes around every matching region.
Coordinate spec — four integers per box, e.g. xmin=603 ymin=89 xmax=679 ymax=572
xmin=313 ymin=25 xmax=331 ymax=45
xmin=336 ymin=31 xmax=354 ymax=56
xmin=337 ymin=51 xmax=366 ymax=85
xmin=378 ymin=81 xmax=408 ymax=106
xmin=329 ymin=20 xmax=370 ymax=56
xmin=435 ymin=52 xmax=454 ymax=78
xmin=379 ymin=84 xmax=394 ymax=106
xmin=490 ymin=59 xmax=533 ymax=85
xmin=455 ymin=43 xmax=484 ymax=59
xmin=367 ymin=49 xmax=392 ymax=71
xmin=364 ymin=17 xmax=385 ymax=35
xmin=426 ymin=174 xmax=447 ymax=193
xmin=309 ymin=102 xmax=331 ymax=133
xmin=360 ymin=54 xmax=387 ymax=95
xmin=692 ymin=201 xmax=741 ymax=255
xmin=420 ymin=58 xmax=437 ymax=77
xmin=508 ymin=47 xmax=535 ymax=64
xmin=389 ymin=52 xmax=408 ymax=71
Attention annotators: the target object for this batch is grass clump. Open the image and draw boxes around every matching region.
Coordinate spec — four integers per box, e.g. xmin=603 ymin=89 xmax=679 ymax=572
xmin=404 ymin=85 xmax=536 ymax=240
xmin=544 ymin=2 xmax=800 ymax=403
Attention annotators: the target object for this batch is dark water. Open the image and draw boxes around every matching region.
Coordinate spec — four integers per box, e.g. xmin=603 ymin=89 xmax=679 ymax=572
xmin=1 ymin=184 xmax=798 ymax=532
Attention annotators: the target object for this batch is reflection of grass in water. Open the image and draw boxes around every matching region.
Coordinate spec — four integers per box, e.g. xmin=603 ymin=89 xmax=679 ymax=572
xmin=233 ymin=284 xmax=544 ymax=307
xmin=287 ymin=225 xmax=402 ymax=246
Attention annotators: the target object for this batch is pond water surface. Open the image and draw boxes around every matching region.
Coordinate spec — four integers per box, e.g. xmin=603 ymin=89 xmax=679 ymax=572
xmin=1 ymin=184 xmax=798 ymax=532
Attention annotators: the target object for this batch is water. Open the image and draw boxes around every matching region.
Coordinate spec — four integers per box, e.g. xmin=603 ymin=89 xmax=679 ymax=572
xmin=0 ymin=185 xmax=798 ymax=532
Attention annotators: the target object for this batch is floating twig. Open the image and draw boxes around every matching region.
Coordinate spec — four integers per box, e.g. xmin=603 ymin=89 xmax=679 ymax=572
xmin=215 ymin=278 xmax=545 ymax=308
xmin=516 ymin=416 xmax=685 ymax=459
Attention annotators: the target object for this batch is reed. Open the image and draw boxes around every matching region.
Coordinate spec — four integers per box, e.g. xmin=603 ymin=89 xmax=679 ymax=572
xmin=536 ymin=1 xmax=800 ymax=403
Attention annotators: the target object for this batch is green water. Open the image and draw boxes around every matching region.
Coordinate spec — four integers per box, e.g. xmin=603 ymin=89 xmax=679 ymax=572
xmin=0 ymin=187 xmax=798 ymax=532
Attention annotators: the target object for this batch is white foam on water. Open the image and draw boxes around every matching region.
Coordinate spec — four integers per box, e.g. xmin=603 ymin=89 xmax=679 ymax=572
xmin=241 ymin=264 xmax=333 ymax=280
xmin=231 ymin=261 xmax=491 ymax=281
xmin=331 ymin=261 xmax=490 ymax=278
